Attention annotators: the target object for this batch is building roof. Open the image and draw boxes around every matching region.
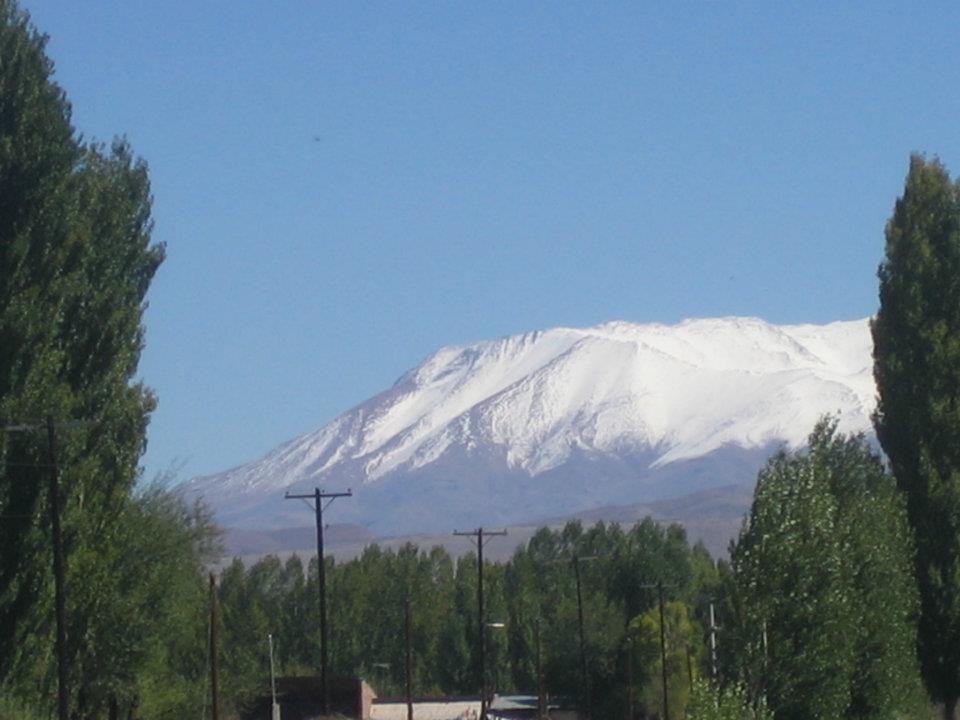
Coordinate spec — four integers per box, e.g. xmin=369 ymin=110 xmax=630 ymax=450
xmin=370 ymin=699 xmax=480 ymax=720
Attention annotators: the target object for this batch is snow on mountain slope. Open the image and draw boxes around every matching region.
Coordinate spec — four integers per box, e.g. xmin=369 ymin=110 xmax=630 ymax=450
xmin=184 ymin=317 xmax=875 ymax=535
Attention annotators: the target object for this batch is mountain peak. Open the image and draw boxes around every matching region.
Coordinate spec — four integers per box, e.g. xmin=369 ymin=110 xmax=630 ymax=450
xmin=184 ymin=316 xmax=875 ymax=535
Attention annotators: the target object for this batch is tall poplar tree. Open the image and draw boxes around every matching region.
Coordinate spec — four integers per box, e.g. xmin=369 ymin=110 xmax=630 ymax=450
xmin=0 ymin=0 xmax=164 ymax=714
xmin=872 ymin=155 xmax=960 ymax=719
xmin=730 ymin=420 xmax=924 ymax=720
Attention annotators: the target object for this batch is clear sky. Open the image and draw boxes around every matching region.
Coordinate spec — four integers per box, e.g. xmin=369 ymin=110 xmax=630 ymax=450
xmin=24 ymin=1 xmax=960 ymax=482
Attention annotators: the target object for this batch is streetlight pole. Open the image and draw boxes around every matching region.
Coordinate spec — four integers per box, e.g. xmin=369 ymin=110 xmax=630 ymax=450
xmin=284 ymin=487 xmax=352 ymax=714
xmin=268 ymin=633 xmax=279 ymax=720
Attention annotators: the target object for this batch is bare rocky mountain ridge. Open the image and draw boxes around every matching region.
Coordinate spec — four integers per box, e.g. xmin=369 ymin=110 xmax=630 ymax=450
xmin=185 ymin=316 xmax=875 ymax=557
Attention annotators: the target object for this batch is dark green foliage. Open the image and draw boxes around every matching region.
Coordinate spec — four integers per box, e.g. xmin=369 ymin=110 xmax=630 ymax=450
xmin=730 ymin=419 xmax=924 ymax=720
xmin=217 ymin=517 xmax=714 ymax=719
xmin=0 ymin=2 xmax=190 ymax=716
xmin=872 ymin=154 xmax=960 ymax=718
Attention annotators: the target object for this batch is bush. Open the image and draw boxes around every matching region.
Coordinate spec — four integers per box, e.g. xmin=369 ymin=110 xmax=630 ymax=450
xmin=686 ymin=679 xmax=772 ymax=720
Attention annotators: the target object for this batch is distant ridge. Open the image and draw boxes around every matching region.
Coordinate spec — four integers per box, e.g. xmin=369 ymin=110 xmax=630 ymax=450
xmin=184 ymin=316 xmax=874 ymax=538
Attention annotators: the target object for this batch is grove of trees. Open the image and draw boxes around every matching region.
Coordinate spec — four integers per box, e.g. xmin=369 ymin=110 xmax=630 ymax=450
xmin=5 ymin=0 xmax=960 ymax=718
xmin=215 ymin=519 xmax=718 ymax=720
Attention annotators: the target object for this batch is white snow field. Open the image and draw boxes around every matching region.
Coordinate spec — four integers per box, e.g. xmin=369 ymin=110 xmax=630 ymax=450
xmin=184 ymin=317 xmax=875 ymax=536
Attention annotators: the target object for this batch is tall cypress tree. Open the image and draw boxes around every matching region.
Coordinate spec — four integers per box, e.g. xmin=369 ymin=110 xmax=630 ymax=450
xmin=0 ymin=0 xmax=164 ymax=714
xmin=872 ymin=155 xmax=960 ymax=719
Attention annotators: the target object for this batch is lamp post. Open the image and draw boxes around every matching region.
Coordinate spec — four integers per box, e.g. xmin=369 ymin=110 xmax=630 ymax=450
xmin=268 ymin=634 xmax=279 ymax=720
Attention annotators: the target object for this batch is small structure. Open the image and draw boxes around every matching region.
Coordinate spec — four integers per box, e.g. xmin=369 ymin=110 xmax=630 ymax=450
xmin=488 ymin=695 xmax=579 ymax=720
xmin=370 ymin=695 xmax=480 ymax=720
xmin=370 ymin=694 xmax=579 ymax=720
xmin=241 ymin=675 xmax=376 ymax=720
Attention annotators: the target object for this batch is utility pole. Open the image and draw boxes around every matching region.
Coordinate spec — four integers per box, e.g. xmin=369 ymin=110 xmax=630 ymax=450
xmin=209 ymin=573 xmax=221 ymax=720
xmin=572 ymin=555 xmax=591 ymax=719
xmin=405 ymin=596 xmax=413 ymax=720
xmin=45 ymin=417 xmax=69 ymax=720
xmin=625 ymin=637 xmax=634 ymax=720
xmin=536 ymin=619 xmax=545 ymax=720
xmin=639 ymin=581 xmax=675 ymax=720
xmin=284 ymin=488 xmax=352 ymax=715
xmin=658 ymin=582 xmax=669 ymax=720
xmin=2 ymin=417 xmax=80 ymax=720
xmin=549 ymin=553 xmax=598 ymax=718
xmin=453 ymin=527 xmax=506 ymax=720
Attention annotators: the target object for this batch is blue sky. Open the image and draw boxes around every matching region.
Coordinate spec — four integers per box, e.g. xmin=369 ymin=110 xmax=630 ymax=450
xmin=25 ymin=2 xmax=960 ymax=481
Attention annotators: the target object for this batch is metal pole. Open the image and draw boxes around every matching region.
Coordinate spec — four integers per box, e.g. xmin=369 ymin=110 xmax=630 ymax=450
xmin=46 ymin=416 xmax=69 ymax=720
xmin=269 ymin=633 xmax=278 ymax=719
xmin=709 ymin=603 xmax=718 ymax=682
xmin=405 ymin=596 xmax=413 ymax=720
xmin=658 ymin=581 xmax=669 ymax=720
xmin=209 ymin=573 xmax=221 ymax=720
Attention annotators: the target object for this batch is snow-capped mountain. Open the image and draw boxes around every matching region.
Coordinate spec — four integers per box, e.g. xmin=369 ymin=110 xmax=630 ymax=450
xmin=184 ymin=317 xmax=875 ymax=536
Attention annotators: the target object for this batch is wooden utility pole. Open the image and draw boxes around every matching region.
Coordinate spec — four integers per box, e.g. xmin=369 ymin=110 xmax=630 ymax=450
xmin=453 ymin=527 xmax=507 ymax=720
xmin=3 ymin=418 xmax=89 ymax=720
xmin=639 ymin=581 xmax=675 ymax=720
xmin=209 ymin=573 xmax=221 ymax=720
xmin=45 ymin=417 xmax=69 ymax=720
xmin=284 ymin=487 xmax=352 ymax=715
xmin=549 ymin=553 xmax=598 ymax=718
xmin=536 ymin=619 xmax=546 ymax=720
xmin=572 ymin=555 xmax=591 ymax=719
xmin=405 ymin=596 xmax=414 ymax=720
xmin=658 ymin=581 xmax=669 ymax=720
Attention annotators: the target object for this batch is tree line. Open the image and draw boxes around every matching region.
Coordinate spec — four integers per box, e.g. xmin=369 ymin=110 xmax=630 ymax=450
xmin=5 ymin=0 xmax=960 ymax=718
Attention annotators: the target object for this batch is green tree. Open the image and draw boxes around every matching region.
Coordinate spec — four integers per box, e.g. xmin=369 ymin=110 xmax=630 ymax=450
xmin=686 ymin=679 xmax=773 ymax=720
xmin=807 ymin=420 xmax=925 ymax=719
xmin=731 ymin=443 xmax=856 ymax=720
xmin=730 ymin=420 xmax=925 ymax=720
xmin=872 ymin=154 xmax=960 ymax=719
xmin=629 ymin=599 xmax=701 ymax=719
xmin=0 ymin=1 xmax=164 ymax=716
